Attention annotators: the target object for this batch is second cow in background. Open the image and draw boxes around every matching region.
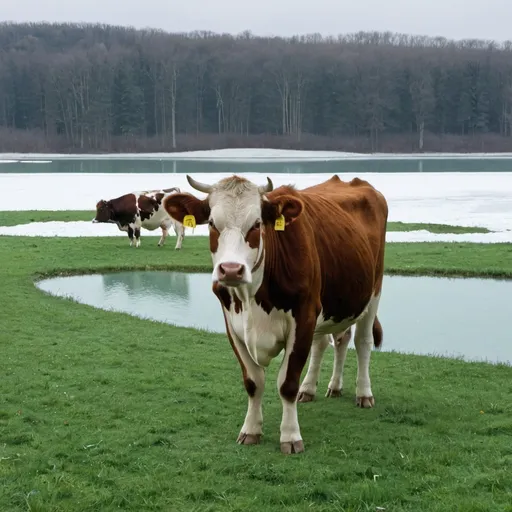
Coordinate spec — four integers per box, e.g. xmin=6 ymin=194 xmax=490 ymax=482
xmin=93 ymin=187 xmax=185 ymax=249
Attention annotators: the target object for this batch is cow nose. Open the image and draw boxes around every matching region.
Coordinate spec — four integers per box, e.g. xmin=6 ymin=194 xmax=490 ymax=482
xmin=219 ymin=262 xmax=244 ymax=282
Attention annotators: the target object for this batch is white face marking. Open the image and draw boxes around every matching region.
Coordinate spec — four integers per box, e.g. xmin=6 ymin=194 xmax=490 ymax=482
xmin=208 ymin=183 xmax=264 ymax=287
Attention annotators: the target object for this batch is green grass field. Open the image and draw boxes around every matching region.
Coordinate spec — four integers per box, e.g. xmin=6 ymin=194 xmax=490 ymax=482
xmin=1 ymin=233 xmax=512 ymax=512
xmin=0 ymin=210 xmax=491 ymax=234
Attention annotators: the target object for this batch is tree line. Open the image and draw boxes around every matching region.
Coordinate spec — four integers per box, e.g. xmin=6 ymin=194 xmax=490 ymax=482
xmin=1 ymin=22 xmax=512 ymax=153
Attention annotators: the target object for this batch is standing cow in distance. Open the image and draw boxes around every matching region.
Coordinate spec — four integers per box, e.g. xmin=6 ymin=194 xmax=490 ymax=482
xmin=93 ymin=187 xmax=185 ymax=249
xmin=163 ymin=174 xmax=388 ymax=455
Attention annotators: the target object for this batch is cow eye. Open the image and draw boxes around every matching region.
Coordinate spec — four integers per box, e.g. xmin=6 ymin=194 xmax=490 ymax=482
xmin=208 ymin=219 xmax=215 ymax=229
xmin=252 ymin=220 xmax=261 ymax=230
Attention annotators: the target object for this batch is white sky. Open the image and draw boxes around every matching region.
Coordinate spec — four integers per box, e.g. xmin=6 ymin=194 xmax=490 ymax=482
xmin=2 ymin=0 xmax=511 ymax=43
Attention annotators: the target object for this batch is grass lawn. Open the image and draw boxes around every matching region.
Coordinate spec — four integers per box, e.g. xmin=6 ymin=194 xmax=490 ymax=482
xmin=1 ymin=235 xmax=512 ymax=512
xmin=0 ymin=210 xmax=491 ymax=234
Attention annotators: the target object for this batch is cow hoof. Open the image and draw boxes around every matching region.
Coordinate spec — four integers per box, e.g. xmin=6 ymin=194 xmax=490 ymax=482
xmin=298 ymin=391 xmax=315 ymax=403
xmin=175 ymin=248 xmax=181 ymax=251
xmin=325 ymin=388 xmax=343 ymax=398
xmin=280 ymin=440 xmax=305 ymax=455
xmin=356 ymin=396 xmax=375 ymax=408
xmin=237 ymin=432 xmax=261 ymax=445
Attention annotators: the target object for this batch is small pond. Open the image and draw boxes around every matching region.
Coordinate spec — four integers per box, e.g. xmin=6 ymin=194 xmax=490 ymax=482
xmin=36 ymin=271 xmax=511 ymax=365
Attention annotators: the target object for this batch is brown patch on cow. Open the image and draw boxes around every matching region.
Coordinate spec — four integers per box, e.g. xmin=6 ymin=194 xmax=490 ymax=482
xmin=233 ymin=295 xmax=243 ymax=314
xmin=209 ymin=226 xmax=219 ymax=253
xmin=244 ymin=378 xmax=256 ymax=397
xmin=349 ymin=177 xmax=366 ymax=187
xmin=261 ymin=195 xmax=304 ymax=227
xmin=213 ymin=282 xmax=231 ymax=310
xmin=94 ymin=200 xmax=111 ymax=222
xmin=138 ymin=195 xmax=159 ymax=221
xmin=255 ymin=175 xmax=387 ymax=402
xmin=373 ymin=315 xmax=383 ymax=348
xmin=244 ymin=224 xmax=261 ymax=249
xmin=280 ymin=378 xmax=300 ymax=402
xmin=94 ymin=193 xmax=137 ymax=226
xmin=154 ymin=193 xmax=164 ymax=204
xmin=163 ymin=193 xmax=210 ymax=225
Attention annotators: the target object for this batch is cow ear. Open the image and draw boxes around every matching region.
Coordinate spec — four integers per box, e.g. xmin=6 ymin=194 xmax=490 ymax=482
xmin=262 ymin=194 xmax=304 ymax=226
xmin=164 ymin=193 xmax=210 ymax=224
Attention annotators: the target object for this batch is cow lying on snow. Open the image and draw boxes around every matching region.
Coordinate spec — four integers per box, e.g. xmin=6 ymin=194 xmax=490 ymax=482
xmin=163 ymin=174 xmax=388 ymax=454
xmin=93 ymin=188 xmax=185 ymax=249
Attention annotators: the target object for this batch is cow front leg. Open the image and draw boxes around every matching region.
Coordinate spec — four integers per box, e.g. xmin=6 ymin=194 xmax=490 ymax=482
xmin=158 ymin=225 xmax=168 ymax=247
xmin=326 ymin=328 xmax=351 ymax=397
xmin=278 ymin=318 xmax=315 ymax=454
xmin=237 ymin=364 xmax=265 ymax=445
xmin=298 ymin=334 xmax=330 ymax=402
xmin=224 ymin=320 xmax=265 ymax=444
xmin=354 ymin=295 xmax=380 ymax=408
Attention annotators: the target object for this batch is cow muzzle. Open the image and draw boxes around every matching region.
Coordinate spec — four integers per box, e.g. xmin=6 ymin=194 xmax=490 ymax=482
xmin=214 ymin=262 xmax=250 ymax=287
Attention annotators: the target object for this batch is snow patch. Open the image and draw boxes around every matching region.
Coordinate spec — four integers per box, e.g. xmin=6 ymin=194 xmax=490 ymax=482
xmin=1 ymin=171 xmax=511 ymax=233
xmin=0 ymin=221 xmax=510 ymax=244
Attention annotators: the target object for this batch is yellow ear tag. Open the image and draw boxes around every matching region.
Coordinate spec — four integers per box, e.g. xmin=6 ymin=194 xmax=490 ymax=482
xmin=183 ymin=215 xmax=196 ymax=230
xmin=274 ymin=215 xmax=285 ymax=231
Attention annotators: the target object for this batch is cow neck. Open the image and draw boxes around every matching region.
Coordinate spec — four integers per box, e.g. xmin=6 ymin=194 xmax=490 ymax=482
xmin=255 ymin=213 xmax=318 ymax=317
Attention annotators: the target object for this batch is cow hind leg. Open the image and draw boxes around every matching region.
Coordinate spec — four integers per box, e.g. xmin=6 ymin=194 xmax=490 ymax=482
xmin=326 ymin=328 xmax=352 ymax=398
xmin=134 ymin=227 xmax=141 ymax=248
xmin=158 ymin=225 xmax=168 ymax=247
xmin=354 ymin=294 xmax=381 ymax=408
xmin=298 ymin=334 xmax=330 ymax=402
xmin=173 ymin=222 xmax=184 ymax=251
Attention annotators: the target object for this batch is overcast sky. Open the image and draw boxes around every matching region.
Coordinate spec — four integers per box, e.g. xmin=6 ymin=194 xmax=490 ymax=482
xmin=3 ymin=0 xmax=511 ymax=43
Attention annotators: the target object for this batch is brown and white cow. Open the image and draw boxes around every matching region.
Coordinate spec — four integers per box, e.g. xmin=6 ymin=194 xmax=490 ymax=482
xmin=163 ymin=174 xmax=388 ymax=454
xmin=93 ymin=188 xmax=185 ymax=249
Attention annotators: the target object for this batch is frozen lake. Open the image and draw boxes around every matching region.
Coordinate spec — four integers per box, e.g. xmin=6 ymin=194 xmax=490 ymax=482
xmin=0 ymin=149 xmax=511 ymax=242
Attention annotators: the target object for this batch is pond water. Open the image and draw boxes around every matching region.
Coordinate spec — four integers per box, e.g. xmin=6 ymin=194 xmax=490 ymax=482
xmin=2 ymin=156 xmax=512 ymax=174
xmin=36 ymin=271 xmax=511 ymax=365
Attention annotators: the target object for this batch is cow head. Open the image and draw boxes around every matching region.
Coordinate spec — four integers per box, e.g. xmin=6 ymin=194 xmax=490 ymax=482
xmin=93 ymin=200 xmax=114 ymax=223
xmin=164 ymin=175 xmax=303 ymax=290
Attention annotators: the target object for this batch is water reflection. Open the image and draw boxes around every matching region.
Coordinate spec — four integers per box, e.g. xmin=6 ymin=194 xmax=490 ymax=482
xmin=2 ymin=157 xmax=512 ymax=174
xmin=36 ymin=272 xmax=512 ymax=365
xmin=101 ymin=271 xmax=189 ymax=301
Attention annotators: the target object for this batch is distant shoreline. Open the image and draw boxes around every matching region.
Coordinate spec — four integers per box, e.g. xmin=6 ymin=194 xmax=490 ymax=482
xmin=2 ymin=147 xmax=512 ymax=162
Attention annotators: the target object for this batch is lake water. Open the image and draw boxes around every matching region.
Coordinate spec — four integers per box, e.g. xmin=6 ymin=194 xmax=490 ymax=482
xmin=2 ymin=156 xmax=512 ymax=174
xmin=36 ymin=271 xmax=512 ymax=365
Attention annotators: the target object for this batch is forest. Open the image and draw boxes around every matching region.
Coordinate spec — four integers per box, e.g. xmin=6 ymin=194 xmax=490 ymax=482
xmin=1 ymin=22 xmax=512 ymax=153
